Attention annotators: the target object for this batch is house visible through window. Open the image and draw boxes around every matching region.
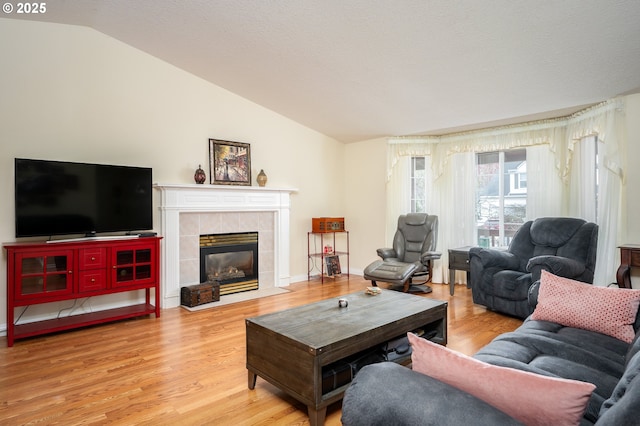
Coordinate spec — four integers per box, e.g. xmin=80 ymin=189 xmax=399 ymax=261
xmin=476 ymin=149 xmax=527 ymax=247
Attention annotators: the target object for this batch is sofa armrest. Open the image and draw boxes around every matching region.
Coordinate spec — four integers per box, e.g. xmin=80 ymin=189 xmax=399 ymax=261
xmin=526 ymin=255 xmax=586 ymax=281
xmin=376 ymin=248 xmax=396 ymax=260
xmin=469 ymin=247 xmax=520 ymax=270
xmin=528 ymin=280 xmax=541 ymax=311
xmin=341 ymin=362 xmax=523 ymax=426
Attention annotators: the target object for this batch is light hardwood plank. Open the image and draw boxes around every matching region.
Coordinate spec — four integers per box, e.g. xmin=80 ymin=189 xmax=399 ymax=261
xmin=0 ymin=276 xmax=522 ymax=425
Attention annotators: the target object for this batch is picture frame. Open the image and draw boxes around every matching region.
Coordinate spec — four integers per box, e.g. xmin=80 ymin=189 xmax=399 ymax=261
xmin=209 ymin=139 xmax=251 ymax=185
xmin=325 ymin=255 xmax=342 ymax=277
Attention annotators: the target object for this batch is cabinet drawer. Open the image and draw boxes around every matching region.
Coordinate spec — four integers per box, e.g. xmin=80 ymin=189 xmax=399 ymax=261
xmin=80 ymin=248 xmax=107 ymax=270
xmin=79 ymin=270 xmax=108 ymax=292
xmin=449 ymin=252 xmax=470 ymax=270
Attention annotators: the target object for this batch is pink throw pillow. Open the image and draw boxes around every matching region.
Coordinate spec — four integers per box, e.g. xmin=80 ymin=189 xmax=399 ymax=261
xmin=531 ymin=270 xmax=640 ymax=343
xmin=408 ymin=333 xmax=595 ymax=426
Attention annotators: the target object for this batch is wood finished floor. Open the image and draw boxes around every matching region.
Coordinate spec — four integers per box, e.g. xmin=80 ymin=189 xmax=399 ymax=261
xmin=0 ymin=276 xmax=523 ymax=425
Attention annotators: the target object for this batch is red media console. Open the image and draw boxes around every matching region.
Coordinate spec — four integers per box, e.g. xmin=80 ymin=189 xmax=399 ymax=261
xmin=4 ymin=236 xmax=161 ymax=346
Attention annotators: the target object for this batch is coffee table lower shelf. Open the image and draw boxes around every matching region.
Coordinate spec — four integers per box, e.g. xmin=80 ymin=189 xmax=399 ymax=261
xmin=245 ymin=290 xmax=447 ymax=426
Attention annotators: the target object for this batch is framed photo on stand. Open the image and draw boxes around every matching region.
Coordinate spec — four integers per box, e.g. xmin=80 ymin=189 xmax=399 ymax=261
xmin=325 ymin=255 xmax=342 ymax=277
xmin=209 ymin=139 xmax=251 ymax=185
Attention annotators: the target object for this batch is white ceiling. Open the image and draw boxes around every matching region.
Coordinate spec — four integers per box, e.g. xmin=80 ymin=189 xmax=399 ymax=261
xmin=8 ymin=0 xmax=640 ymax=142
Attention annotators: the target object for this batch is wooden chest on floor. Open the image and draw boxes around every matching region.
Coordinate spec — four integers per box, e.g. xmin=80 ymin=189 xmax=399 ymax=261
xmin=181 ymin=282 xmax=220 ymax=307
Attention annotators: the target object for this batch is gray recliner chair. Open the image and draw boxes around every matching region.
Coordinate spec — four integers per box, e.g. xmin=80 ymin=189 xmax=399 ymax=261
xmin=469 ymin=217 xmax=598 ymax=318
xmin=363 ymin=213 xmax=441 ymax=293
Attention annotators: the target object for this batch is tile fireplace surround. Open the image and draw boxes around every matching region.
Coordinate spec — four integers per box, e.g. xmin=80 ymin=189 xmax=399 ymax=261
xmin=154 ymin=184 xmax=296 ymax=309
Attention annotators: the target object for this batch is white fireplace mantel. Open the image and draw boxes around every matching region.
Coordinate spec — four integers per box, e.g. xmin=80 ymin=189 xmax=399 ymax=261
xmin=154 ymin=183 xmax=297 ymax=308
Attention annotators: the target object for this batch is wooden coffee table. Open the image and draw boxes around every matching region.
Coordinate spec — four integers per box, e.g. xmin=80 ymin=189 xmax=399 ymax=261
xmin=245 ymin=289 xmax=447 ymax=425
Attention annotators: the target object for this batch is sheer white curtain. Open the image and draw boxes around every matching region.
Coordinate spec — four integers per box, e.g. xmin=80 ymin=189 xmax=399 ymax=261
xmin=568 ymin=136 xmax=598 ymax=222
xmin=594 ymin=153 xmax=622 ymax=286
xmin=386 ymin=155 xmax=411 ymax=244
xmin=433 ymin=152 xmax=476 ymax=284
xmin=565 ymin=99 xmax=625 ymax=286
xmin=385 ymin=148 xmax=475 ymax=284
xmin=386 ymin=140 xmax=435 ymax=244
xmin=526 ymin=144 xmax=564 ymax=219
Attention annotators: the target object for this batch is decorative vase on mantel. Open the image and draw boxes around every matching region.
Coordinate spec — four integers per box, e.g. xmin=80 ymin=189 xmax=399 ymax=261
xmin=194 ymin=165 xmax=206 ymax=184
xmin=256 ymin=169 xmax=268 ymax=187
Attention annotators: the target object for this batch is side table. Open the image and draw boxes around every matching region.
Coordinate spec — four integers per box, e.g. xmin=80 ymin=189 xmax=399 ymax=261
xmin=448 ymin=246 xmax=473 ymax=296
xmin=616 ymin=244 xmax=640 ymax=289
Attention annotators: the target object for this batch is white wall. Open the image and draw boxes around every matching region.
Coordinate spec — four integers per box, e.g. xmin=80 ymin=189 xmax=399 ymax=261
xmin=344 ymin=137 xmax=387 ymax=273
xmin=0 ymin=19 xmax=346 ymax=330
xmin=620 ymin=93 xmax=640 ymax=287
xmin=623 ymin=94 xmax=640 ymax=241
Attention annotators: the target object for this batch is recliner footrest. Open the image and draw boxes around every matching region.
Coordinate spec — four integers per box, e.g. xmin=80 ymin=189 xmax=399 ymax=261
xmin=363 ymin=260 xmax=421 ymax=286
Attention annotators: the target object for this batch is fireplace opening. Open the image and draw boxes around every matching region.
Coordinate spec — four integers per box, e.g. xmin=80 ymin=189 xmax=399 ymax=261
xmin=200 ymin=232 xmax=258 ymax=296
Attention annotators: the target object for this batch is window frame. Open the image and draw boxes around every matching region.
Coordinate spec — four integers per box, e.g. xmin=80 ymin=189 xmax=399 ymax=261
xmin=475 ymin=149 xmax=527 ymax=247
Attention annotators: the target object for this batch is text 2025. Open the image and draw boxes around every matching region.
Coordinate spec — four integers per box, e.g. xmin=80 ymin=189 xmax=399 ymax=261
xmin=17 ymin=2 xmax=46 ymax=13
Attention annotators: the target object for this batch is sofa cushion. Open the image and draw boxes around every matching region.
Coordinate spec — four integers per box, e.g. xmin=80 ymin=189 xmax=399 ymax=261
xmin=477 ymin=321 xmax=627 ymax=377
xmin=531 ymin=271 xmax=640 ymax=343
xmin=529 ymin=217 xmax=587 ymax=248
xmin=598 ymin=350 xmax=640 ymax=425
xmin=341 ymin=362 xmax=524 ymax=426
xmin=625 ymin=331 xmax=640 ymax=368
xmin=408 ymin=333 xmax=595 ymax=426
xmin=474 ymin=320 xmax=628 ymax=423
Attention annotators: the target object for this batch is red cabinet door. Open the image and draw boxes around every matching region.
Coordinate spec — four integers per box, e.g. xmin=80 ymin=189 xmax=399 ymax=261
xmin=110 ymin=242 xmax=156 ymax=288
xmin=14 ymin=249 xmax=74 ymax=301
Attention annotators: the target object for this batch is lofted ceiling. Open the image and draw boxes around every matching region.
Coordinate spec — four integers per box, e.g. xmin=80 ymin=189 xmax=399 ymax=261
xmin=6 ymin=0 xmax=640 ymax=143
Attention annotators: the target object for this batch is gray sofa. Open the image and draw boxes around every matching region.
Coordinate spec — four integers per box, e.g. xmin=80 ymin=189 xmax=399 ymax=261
xmin=341 ymin=315 xmax=640 ymax=425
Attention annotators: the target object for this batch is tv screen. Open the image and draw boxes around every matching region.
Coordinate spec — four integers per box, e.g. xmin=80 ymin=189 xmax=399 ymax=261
xmin=15 ymin=158 xmax=153 ymax=238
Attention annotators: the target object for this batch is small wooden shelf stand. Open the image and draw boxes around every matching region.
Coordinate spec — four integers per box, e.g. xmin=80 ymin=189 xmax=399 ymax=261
xmin=307 ymin=231 xmax=349 ymax=283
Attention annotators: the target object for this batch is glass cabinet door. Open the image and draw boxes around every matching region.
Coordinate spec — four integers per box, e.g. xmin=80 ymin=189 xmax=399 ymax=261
xmin=112 ymin=246 xmax=155 ymax=287
xmin=15 ymin=251 xmax=74 ymax=299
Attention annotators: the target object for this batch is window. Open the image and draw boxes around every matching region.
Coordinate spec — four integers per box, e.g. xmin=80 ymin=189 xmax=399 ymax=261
xmin=410 ymin=156 xmax=428 ymax=213
xmin=476 ymin=149 xmax=527 ymax=247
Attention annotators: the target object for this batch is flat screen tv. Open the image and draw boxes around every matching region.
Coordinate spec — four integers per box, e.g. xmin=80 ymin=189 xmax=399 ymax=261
xmin=15 ymin=158 xmax=153 ymax=238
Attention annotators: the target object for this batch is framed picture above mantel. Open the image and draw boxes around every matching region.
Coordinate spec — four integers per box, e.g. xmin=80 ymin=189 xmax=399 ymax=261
xmin=209 ymin=139 xmax=251 ymax=186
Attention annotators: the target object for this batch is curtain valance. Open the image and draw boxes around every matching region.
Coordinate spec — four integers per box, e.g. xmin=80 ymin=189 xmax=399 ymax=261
xmin=387 ymin=97 xmax=625 ymax=182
